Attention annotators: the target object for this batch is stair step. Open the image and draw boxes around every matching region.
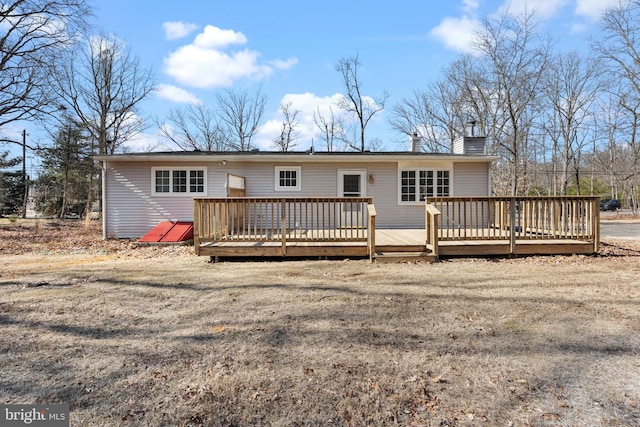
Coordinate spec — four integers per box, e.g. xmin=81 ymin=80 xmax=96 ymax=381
xmin=375 ymin=251 xmax=436 ymax=264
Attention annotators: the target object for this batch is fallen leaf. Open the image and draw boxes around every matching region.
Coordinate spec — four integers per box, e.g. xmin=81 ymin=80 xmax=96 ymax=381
xmin=430 ymin=375 xmax=446 ymax=383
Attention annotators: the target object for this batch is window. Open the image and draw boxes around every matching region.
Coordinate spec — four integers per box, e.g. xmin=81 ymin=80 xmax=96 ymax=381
xmin=155 ymin=170 xmax=170 ymax=193
xmin=399 ymin=169 xmax=450 ymax=203
xmin=436 ymin=170 xmax=450 ymax=197
xmin=152 ymin=167 xmax=207 ymax=195
xmin=401 ymin=171 xmax=416 ymax=202
xmin=275 ymin=166 xmax=301 ymax=191
xmin=190 ymin=170 xmax=204 ymax=193
xmin=173 ymin=170 xmax=187 ymax=193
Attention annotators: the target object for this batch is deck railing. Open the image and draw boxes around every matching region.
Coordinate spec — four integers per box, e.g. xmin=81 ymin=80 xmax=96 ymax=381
xmin=425 ymin=196 xmax=600 ymax=251
xmin=194 ymin=197 xmax=374 ymax=255
xmin=425 ymin=204 xmax=441 ymax=257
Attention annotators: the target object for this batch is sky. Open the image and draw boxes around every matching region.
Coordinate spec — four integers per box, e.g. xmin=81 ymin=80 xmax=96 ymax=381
xmin=0 ymin=0 xmax=624 ymax=173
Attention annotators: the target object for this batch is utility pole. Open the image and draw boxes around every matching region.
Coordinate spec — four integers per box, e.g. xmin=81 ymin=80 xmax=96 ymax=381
xmin=0 ymin=130 xmax=31 ymax=218
xmin=21 ymin=129 xmax=28 ymax=218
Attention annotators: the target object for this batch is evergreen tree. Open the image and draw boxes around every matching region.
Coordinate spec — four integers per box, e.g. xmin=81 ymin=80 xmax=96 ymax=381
xmin=35 ymin=120 xmax=95 ymax=218
xmin=0 ymin=151 xmax=22 ymax=216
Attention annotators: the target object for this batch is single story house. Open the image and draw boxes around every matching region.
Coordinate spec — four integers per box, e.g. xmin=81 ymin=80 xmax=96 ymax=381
xmin=95 ymin=136 xmax=496 ymax=239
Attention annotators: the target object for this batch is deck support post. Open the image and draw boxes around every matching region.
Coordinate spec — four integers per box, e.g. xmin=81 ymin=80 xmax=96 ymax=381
xmin=425 ymin=204 xmax=441 ymax=259
xmin=367 ymin=204 xmax=377 ymax=262
xmin=509 ymin=197 xmax=516 ymax=255
xmin=593 ymin=199 xmax=600 ymax=252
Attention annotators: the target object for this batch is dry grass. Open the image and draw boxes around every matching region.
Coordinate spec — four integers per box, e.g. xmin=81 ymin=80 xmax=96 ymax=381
xmin=0 ymin=220 xmax=639 ymax=426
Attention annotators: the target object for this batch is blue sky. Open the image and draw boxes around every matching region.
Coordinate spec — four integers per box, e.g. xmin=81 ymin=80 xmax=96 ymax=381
xmin=1 ymin=0 xmax=622 ymax=168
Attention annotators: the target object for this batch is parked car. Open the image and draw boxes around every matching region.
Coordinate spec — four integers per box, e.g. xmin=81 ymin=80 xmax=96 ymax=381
xmin=600 ymin=199 xmax=621 ymax=211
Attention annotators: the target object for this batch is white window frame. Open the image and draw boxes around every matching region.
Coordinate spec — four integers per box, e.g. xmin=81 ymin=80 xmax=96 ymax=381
xmin=151 ymin=167 xmax=207 ymax=196
xmin=274 ymin=166 xmax=301 ymax=192
xmin=398 ymin=168 xmax=452 ymax=205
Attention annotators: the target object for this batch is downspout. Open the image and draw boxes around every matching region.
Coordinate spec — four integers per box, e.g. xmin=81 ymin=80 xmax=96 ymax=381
xmin=98 ymin=160 xmax=107 ymax=240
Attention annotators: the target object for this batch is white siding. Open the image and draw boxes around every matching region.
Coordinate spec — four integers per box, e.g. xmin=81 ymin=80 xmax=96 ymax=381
xmin=104 ymin=161 xmax=226 ymax=238
xmin=103 ymin=158 xmax=492 ymax=237
xmin=453 ymin=162 xmax=490 ymax=196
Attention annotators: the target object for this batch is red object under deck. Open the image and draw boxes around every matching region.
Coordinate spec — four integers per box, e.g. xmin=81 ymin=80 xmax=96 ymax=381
xmin=139 ymin=221 xmax=194 ymax=243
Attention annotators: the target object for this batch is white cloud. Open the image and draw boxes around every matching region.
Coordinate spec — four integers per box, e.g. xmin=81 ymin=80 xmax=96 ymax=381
xmin=575 ymin=0 xmax=622 ymax=20
xmin=156 ymin=84 xmax=201 ymax=104
xmin=269 ymin=58 xmax=299 ymax=70
xmin=162 ymin=21 xmax=199 ymax=40
xmin=193 ymin=25 xmax=247 ymax=48
xmin=570 ymin=22 xmax=589 ymax=33
xmin=163 ymin=25 xmax=297 ymax=89
xmin=165 ymin=46 xmax=261 ymax=88
xmin=501 ymin=0 xmax=570 ymax=19
xmin=461 ymin=0 xmax=480 ymax=14
xmin=87 ymin=34 xmax=124 ymax=55
xmin=122 ymin=131 xmax=163 ymax=152
xmin=430 ymin=15 xmax=481 ymax=54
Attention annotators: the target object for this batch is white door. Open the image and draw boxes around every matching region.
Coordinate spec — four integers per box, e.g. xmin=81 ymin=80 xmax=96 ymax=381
xmin=338 ymin=170 xmax=366 ymax=227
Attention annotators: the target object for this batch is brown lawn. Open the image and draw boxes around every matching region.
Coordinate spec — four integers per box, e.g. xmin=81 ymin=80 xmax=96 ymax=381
xmin=0 ymin=219 xmax=639 ymax=426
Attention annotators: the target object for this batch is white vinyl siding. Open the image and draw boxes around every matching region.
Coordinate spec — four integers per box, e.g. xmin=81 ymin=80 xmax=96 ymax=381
xmin=452 ymin=162 xmax=489 ymax=196
xmin=104 ymin=162 xmax=216 ymax=238
xmin=102 ymin=158 xmax=492 ymax=238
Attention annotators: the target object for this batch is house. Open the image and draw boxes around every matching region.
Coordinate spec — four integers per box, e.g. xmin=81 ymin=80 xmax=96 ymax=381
xmin=95 ymin=136 xmax=496 ymax=240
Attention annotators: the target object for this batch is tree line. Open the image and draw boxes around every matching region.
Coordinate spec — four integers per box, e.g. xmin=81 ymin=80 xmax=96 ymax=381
xmin=1 ymin=0 xmax=639 ymax=218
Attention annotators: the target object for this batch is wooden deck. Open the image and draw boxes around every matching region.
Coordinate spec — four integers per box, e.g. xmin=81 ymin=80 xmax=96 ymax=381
xmin=198 ymin=228 xmax=596 ymax=259
xmin=194 ymin=197 xmax=600 ymax=261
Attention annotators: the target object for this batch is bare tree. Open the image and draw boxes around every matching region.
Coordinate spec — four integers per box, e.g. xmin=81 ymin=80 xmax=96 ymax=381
xmin=366 ymin=137 xmax=385 ymax=152
xmin=216 ymin=88 xmax=266 ymax=151
xmin=0 ymin=0 xmax=90 ymax=128
xmin=594 ymin=0 xmax=640 ymax=211
xmin=158 ymin=104 xmax=227 ymax=151
xmin=56 ymin=34 xmax=155 ymax=156
xmin=313 ymin=105 xmax=345 ymax=152
xmin=472 ymin=9 xmax=551 ymax=195
xmin=591 ymin=92 xmax=626 ymax=199
xmin=541 ymin=52 xmax=604 ymax=195
xmin=336 ymin=54 xmax=389 ymax=152
xmin=389 ymin=77 xmax=466 ymax=153
xmin=54 ymin=33 xmax=154 ymax=219
xmin=272 ymin=102 xmax=301 ymax=152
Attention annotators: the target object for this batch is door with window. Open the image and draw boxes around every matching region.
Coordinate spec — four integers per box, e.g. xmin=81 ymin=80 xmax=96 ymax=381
xmin=338 ymin=170 xmax=366 ymax=227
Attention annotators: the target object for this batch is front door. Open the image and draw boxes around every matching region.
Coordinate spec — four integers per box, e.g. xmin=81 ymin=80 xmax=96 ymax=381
xmin=338 ymin=170 xmax=366 ymax=227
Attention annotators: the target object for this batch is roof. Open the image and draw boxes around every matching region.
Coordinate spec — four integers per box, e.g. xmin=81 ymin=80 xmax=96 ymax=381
xmin=95 ymin=150 xmax=498 ymax=163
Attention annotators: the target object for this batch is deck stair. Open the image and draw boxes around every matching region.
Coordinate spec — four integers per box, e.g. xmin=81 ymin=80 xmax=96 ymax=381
xmin=374 ymin=242 xmax=436 ymax=263
xmin=374 ymin=250 xmax=436 ymax=263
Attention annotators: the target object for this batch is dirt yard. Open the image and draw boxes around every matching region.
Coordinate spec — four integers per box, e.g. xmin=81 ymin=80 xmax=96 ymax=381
xmin=1 ymin=219 xmax=639 ymax=426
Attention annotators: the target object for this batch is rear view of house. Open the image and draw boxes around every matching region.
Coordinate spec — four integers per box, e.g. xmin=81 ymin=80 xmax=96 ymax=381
xmin=95 ymin=136 xmax=495 ymax=239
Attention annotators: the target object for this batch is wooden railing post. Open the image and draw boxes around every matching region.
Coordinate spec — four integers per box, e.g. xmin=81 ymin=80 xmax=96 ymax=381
xmin=194 ymin=198 xmax=201 ymax=255
xmin=425 ymin=204 xmax=441 ymax=259
xmin=367 ymin=204 xmax=377 ymax=261
xmin=593 ymin=197 xmax=600 ymax=252
xmin=509 ymin=197 xmax=516 ymax=255
xmin=280 ymin=198 xmax=287 ymax=256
